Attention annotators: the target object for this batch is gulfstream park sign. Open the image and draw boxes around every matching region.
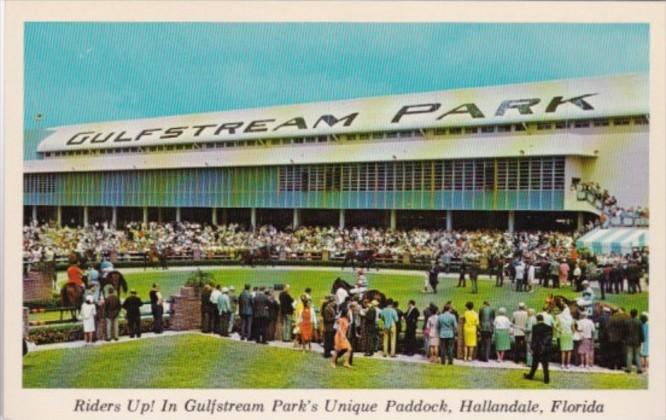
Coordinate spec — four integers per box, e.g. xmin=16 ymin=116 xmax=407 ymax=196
xmin=63 ymin=94 xmax=595 ymax=146
xmin=36 ymin=74 xmax=647 ymax=153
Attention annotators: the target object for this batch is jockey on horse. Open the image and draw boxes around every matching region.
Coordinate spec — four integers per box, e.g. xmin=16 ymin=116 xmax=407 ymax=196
xmin=349 ymin=269 xmax=369 ymax=299
xmin=576 ymin=280 xmax=596 ymax=317
xmin=65 ymin=255 xmax=86 ymax=297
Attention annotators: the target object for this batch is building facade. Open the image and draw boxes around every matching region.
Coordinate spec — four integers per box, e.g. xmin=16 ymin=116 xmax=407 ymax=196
xmin=23 ymin=74 xmax=648 ymax=231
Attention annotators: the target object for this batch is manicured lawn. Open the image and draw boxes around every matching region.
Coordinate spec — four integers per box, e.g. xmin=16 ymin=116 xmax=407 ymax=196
xmin=34 ymin=267 xmax=647 ymax=322
xmin=23 ymin=333 xmax=647 ymax=389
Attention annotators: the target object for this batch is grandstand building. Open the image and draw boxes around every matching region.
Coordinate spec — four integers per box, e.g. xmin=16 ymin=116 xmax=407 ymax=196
xmin=23 ymin=73 xmax=648 ymax=232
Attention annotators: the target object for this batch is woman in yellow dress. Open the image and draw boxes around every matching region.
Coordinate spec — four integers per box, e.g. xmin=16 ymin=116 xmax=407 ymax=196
xmin=463 ymin=301 xmax=480 ymax=361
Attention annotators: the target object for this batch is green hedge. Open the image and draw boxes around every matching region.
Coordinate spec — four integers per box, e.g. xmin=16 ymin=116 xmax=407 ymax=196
xmin=28 ymin=317 xmax=171 ymax=345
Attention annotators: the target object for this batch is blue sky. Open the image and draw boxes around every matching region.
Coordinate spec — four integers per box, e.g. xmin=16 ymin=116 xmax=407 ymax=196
xmin=24 ymin=23 xmax=648 ymax=129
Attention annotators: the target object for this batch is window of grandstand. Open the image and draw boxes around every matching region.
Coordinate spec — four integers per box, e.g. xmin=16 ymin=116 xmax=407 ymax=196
xmin=274 ymin=157 xmax=565 ymax=193
xmin=24 ymin=174 xmax=55 ymax=194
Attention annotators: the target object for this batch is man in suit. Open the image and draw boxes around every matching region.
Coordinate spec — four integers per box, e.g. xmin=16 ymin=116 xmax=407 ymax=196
xmin=403 ymin=300 xmax=420 ymax=356
xmin=469 ymin=262 xmax=480 ymax=294
xmin=457 ymin=258 xmax=467 ymax=288
xmin=104 ymin=287 xmax=121 ymax=341
xmin=524 ymin=314 xmax=553 ymax=384
xmin=437 ymin=304 xmax=458 ymax=365
xmin=238 ymin=284 xmax=253 ymax=340
xmin=252 ymin=286 xmax=270 ymax=344
xmin=278 ymin=284 xmax=295 ymax=342
xmin=200 ymin=285 xmax=213 ymax=333
xmin=363 ymin=300 xmax=379 ymax=356
xmin=478 ymin=301 xmax=495 ymax=362
xmin=428 ymin=265 xmax=440 ymax=294
xmin=122 ymin=289 xmax=143 ymax=338
xmin=322 ymin=295 xmax=337 ymax=358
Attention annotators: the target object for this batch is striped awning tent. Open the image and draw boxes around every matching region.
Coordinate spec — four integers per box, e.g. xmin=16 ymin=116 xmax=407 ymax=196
xmin=576 ymin=227 xmax=649 ymax=255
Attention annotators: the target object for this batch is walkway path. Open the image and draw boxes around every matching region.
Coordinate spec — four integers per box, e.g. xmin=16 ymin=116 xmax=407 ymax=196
xmin=30 ymin=329 xmax=626 ymax=375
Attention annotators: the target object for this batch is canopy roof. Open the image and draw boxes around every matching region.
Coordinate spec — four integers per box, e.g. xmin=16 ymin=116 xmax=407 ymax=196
xmin=576 ymin=227 xmax=648 ymax=255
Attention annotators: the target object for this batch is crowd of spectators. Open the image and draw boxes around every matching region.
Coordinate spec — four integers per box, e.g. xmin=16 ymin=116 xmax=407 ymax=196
xmin=23 ymin=220 xmax=584 ymax=265
xmin=190 ymin=276 xmax=649 ymax=379
xmin=573 ymin=181 xmax=649 ymax=229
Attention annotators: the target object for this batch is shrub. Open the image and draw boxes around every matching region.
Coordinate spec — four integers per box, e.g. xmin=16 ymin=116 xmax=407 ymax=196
xmin=28 ymin=317 xmax=171 ymax=345
xmin=184 ymin=268 xmax=213 ymax=289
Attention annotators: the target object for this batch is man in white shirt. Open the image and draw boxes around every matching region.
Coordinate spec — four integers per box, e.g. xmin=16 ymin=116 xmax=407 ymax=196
xmin=514 ymin=260 xmax=526 ymax=292
xmin=512 ymin=302 xmax=529 ymax=364
xmin=538 ymin=308 xmax=554 ymax=327
xmin=209 ymin=285 xmax=222 ymax=334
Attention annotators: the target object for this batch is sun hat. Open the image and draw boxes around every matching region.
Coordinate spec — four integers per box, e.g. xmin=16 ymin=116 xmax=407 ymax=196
xmin=371 ymin=300 xmax=379 ymax=306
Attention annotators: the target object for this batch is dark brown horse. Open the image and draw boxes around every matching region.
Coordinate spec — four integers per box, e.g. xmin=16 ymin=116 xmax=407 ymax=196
xmin=60 ymin=283 xmax=84 ymax=321
xmin=331 ymin=277 xmax=387 ymax=307
xmin=341 ymin=249 xmax=377 ymax=271
xmin=100 ymin=270 xmax=128 ymax=299
xmin=544 ymin=294 xmax=617 ymax=322
xmin=143 ymin=247 xmax=161 ymax=270
xmin=239 ymin=245 xmax=275 ymax=267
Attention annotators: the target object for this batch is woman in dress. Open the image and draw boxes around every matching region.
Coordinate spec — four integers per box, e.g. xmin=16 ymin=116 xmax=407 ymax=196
xmin=292 ymin=294 xmax=306 ymax=348
xmin=555 ymin=305 xmax=575 ymax=368
xmin=331 ymin=312 xmax=352 ymax=368
xmin=426 ymin=307 xmax=440 ymax=363
xmin=462 ymin=301 xmax=479 ymax=362
xmin=493 ymin=307 xmax=512 ymax=362
xmin=297 ymin=299 xmax=314 ymax=351
xmin=81 ymin=295 xmax=97 ymax=345
xmin=640 ymin=312 xmax=649 ymax=372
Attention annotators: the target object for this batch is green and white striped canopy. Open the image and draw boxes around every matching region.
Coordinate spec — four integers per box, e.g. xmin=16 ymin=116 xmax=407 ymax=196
xmin=576 ymin=227 xmax=649 ymax=255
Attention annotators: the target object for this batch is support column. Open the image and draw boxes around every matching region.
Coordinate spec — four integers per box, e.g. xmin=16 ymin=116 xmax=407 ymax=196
xmin=157 ymin=208 xmax=163 ymax=223
xmin=446 ymin=210 xmax=452 ymax=231
xmin=338 ymin=209 xmax=346 ymax=229
xmin=508 ymin=211 xmax=515 ymax=233
xmin=31 ymin=206 xmax=37 ymax=224
xmin=211 ymin=208 xmax=218 ymax=225
xmin=250 ymin=208 xmax=257 ymax=230
xmin=175 ymin=207 xmax=181 ymax=223
xmin=56 ymin=206 xmax=62 ymax=227
xmin=389 ymin=209 xmax=397 ymax=230
xmin=83 ymin=206 xmax=89 ymax=226
xmin=142 ymin=206 xmax=148 ymax=225
xmin=111 ymin=206 xmax=118 ymax=227
xmin=577 ymin=211 xmax=584 ymax=232
xmin=293 ymin=208 xmax=300 ymax=228
xmin=221 ymin=208 xmax=228 ymax=225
